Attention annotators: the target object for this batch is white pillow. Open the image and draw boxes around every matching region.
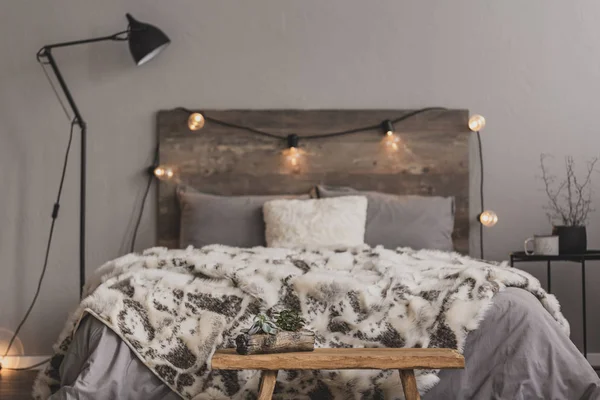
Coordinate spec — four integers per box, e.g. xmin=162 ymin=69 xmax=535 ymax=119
xmin=263 ymin=196 xmax=368 ymax=248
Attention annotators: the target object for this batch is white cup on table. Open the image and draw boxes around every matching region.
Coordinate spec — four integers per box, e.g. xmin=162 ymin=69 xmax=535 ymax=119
xmin=524 ymin=235 xmax=559 ymax=256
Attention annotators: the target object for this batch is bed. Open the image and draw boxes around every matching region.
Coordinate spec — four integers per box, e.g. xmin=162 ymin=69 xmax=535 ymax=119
xmin=34 ymin=109 xmax=600 ymax=399
xmin=38 ymin=286 xmax=600 ymax=399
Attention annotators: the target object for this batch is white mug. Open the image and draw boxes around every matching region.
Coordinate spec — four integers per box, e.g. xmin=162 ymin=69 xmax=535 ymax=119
xmin=524 ymin=235 xmax=559 ymax=255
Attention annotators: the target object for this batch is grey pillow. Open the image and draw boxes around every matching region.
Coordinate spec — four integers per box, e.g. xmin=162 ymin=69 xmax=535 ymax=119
xmin=316 ymin=185 xmax=455 ymax=251
xmin=177 ymin=187 xmax=309 ymax=248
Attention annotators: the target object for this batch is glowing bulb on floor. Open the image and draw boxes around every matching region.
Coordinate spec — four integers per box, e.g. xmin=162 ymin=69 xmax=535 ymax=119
xmin=469 ymin=115 xmax=486 ymax=132
xmin=0 ymin=327 xmax=24 ymax=370
xmin=479 ymin=210 xmax=498 ymax=227
xmin=188 ymin=113 xmax=205 ymax=131
xmin=153 ymin=166 xmax=174 ymax=180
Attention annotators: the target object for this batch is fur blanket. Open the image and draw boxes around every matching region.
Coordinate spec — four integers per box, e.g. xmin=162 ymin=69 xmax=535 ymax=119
xmin=34 ymin=245 xmax=569 ymax=400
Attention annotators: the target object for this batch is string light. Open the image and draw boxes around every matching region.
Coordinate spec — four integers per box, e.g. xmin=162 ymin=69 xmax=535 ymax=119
xmin=469 ymin=114 xmax=486 ymax=132
xmin=188 ymin=112 xmax=205 ymax=131
xmin=179 ymin=107 xmax=449 ymax=141
xmin=381 ymin=120 xmax=401 ymax=151
xmin=382 ymin=120 xmax=394 ymax=136
xmin=149 ymin=107 xmax=494 ymax=257
xmin=478 ymin=210 xmax=498 ymax=227
xmin=153 ymin=166 xmax=174 ymax=180
xmin=284 ymin=134 xmax=302 ymax=167
xmin=287 ymin=147 xmax=300 ymax=166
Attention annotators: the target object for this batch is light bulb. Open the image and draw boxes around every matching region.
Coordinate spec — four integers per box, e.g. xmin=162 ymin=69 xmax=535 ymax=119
xmin=154 ymin=167 xmax=165 ymax=178
xmin=154 ymin=166 xmax=174 ymax=180
xmin=284 ymin=134 xmax=302 ymax=168
xmin=469 ymin=115 xmax=486 ymax=132
xmin=479 ymin=210 xmax=498 ymax=227
xmin=0 ymin=327 xmax=24 ymax=369
xmin=381 ymin=120 xmax=395 ymax=137
xmin=383 ymin=133 xmax=401 ymax=151
xmin=188 ymin=113 xmax=205 ymax=131
xmin=286 ymin=147 xmax=300 ymax=166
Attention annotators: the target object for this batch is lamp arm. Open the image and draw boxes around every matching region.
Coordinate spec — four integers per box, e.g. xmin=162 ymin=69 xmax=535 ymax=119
xmin=36 ymin=28 xmax=135 ymax=125
xmin=38 ymin=29 xmax=131 ymax=54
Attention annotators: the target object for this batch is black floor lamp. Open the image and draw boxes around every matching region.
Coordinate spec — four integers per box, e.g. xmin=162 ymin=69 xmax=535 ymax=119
xmin=37 ymin=13 xmax=170 ymax=298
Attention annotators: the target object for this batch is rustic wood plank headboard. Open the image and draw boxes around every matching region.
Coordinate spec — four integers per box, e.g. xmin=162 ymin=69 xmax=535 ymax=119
xmin=157 ymin=109 xmax=470 ymax=253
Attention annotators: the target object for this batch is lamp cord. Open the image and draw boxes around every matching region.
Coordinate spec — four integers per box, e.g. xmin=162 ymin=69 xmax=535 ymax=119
xmin=477 ymin=131 xmax=485 ymax=259
xmin=1 ymin=120 xmax=76 ymax=370
xmin=0 ymin=59 xmax=78 ymax=371
xmin=129 ymin=146 xmax=159 ymax=253
xmin=1 ymin=358 xmax=52 ymax=372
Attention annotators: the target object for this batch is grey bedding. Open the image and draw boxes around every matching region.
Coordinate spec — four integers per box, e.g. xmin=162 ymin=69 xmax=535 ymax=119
xmin=48 ymin=288 xmax=600 ymax=400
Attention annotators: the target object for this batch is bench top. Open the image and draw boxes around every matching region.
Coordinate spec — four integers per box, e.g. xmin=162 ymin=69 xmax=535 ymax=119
xmin=211 ymin=348 xmax=465 ymax=370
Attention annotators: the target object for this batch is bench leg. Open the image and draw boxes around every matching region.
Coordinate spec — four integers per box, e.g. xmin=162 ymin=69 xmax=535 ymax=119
xmin=258 ymin=370 xmax=278 ymax=400
xmin=399 ymin=369 xmax=421 ymax=400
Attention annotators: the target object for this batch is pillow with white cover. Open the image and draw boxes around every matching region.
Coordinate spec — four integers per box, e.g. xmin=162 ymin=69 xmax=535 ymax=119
xmin=263 ymin=196 xmax=368 ymax=248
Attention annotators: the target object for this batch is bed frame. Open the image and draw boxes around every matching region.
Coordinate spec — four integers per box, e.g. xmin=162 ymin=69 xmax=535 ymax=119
xmin=156 ymin=109 xmax=470 ymax=253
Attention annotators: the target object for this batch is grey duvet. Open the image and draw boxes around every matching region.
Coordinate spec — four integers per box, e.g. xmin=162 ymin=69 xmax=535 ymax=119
xmin=49 ymin=288 xmax=599 ymax=400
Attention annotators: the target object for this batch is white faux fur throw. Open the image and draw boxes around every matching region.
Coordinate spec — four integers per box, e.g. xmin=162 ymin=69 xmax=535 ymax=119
xmin=34 ymin=245 xmax=569 ymax=400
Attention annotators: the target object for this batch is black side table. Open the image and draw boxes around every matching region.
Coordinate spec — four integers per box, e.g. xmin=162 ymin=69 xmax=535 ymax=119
xmin=510 ymin=250 xmax=600 ymax=359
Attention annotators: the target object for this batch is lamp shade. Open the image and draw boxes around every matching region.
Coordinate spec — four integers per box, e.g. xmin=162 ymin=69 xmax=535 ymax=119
xmin=126 ymin=13 xmax=170 ymax=66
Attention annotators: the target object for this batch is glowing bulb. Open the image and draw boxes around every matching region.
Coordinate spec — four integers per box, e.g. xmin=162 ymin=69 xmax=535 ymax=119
xmin=479 ymin=210 xmax=498 ymax=227
xmin=381 ymin=120 xmax=395 ymax=138
xmin=469 ymin=115 xmax=486 ymax=132
xmin=154 ymin=167 xmax=165 ymax=178
xmin=153 ymin=166 xmax=174 ymax=180
xmin=188 ymin=113 xmax=205 ymax=131
xmin=287 ymin=147 xmax=299 ymax=166
xmin=283 ymin=146 xmax=303 ymax=168
xmin=383 ymin=133 xmax=401 ymax=151
xmin=0 ymin=327 xmax=24 ymax=369
xmin=284 ymin=134 xmax=302 ymax=168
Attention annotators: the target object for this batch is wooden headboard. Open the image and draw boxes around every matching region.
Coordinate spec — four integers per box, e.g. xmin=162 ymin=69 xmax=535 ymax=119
xmin=157 ymin=109 xmax=470 ymax=253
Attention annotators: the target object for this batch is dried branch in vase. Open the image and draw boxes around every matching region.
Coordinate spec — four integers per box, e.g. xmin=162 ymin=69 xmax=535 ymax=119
xmin=539 ymin=154 xmax=598 ymax=226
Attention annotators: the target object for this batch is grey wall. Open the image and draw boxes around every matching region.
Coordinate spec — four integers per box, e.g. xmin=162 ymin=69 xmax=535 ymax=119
xmin=1 ymin=0 xmax=599 ymax=356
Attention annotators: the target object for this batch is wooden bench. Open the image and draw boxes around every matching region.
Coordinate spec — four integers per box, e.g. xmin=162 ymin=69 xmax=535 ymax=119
xmin=212 ymin=348 xmax=465 ymax=400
